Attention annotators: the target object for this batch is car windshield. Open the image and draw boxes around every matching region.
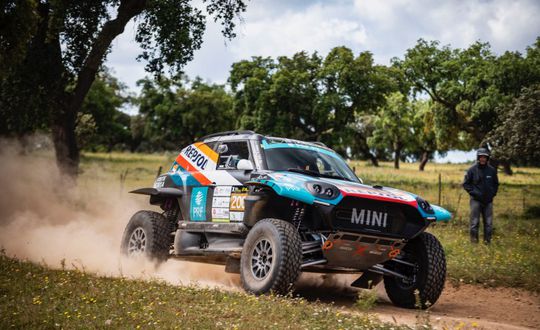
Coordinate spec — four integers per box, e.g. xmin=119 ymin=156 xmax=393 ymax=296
xmin=262 ymin=142 xmax=360 ymax=183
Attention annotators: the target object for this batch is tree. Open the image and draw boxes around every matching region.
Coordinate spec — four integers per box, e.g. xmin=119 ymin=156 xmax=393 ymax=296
xmin=135 ymin=76 xmax=234 ymax=150
xmin=79 ymin=69 xmax=132 ymax=151
xmin=0 ymin=0 xmax=247 ymax=177
xmin=394 ymin=40 xmax=497 ymax=149
xmin=409 ymin=99 xmax=445 ymax=171
xmin=487 ymin=85 xmax=540 ymax=166
xmin=368 ymin=93 xmax=416 ymax=169
xmin=395 ymin=38 xmax=540 ymax=174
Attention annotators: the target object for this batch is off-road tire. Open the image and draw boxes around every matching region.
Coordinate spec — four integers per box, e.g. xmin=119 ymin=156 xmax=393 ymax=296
xmin=121 ymin=210 xmax=171 ymax=263
xmin=240 ymin=218 xmax=302 ymax=295
xmin=384 ymin=232 xmax=446 ymax=309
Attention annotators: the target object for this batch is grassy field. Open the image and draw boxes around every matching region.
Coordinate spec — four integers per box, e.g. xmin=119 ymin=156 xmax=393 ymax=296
xmin=79 ymin=152 xmax=540 ymax=292
xmin=0 ymin=254 xmax=406 ymax=329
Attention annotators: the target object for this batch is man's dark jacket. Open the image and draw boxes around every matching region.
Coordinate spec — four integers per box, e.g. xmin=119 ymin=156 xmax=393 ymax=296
xmin=463 ymin=163 xmax=499 ymax=204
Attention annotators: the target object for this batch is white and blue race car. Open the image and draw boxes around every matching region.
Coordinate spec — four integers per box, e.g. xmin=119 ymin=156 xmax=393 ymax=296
xmin=121 ymin=130 xmax=451 ymax=308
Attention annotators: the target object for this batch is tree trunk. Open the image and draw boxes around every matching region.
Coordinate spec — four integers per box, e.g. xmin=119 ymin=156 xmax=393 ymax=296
xmin=394 ymin=147 xmax=401 ymax=169
xmin=53 ymin=0 xmax=146 ymax=177
xmin=501 ymin=160 xmax=513 ymax=175
xmin=490 ymin=157 xmax=513 ymax=175
xmin=368 ymin=153 xmax=379 ymax=167
xmin=419 ymin=151 xmax=430 ymax=171
xmin=52 ymin=109 xmax=80 ymax=178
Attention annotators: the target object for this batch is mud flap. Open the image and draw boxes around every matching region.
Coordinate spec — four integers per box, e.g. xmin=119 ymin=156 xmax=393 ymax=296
xmin=225 ymin=257 xmax=240 ymax=274
xmin=351 ymin=270 xmax=383 ymax=289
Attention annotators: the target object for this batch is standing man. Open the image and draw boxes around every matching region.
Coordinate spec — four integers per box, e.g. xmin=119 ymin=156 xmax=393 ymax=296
xmin=463 ymin=148 xmax=499 ymax=244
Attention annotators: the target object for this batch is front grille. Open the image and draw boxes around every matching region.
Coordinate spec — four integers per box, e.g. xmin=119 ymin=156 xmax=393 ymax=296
xmin=332 ymin=197 xmax=409 ymax=235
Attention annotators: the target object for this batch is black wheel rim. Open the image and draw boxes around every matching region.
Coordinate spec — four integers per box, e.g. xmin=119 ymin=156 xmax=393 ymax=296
xmin=128 ymin=227 xmax=147 ymax=256
xmin=250 ymin=238 xmax=274 ymax=280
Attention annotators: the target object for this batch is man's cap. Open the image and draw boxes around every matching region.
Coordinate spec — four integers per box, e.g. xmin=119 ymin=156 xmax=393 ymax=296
xmin=477 ymin=147 xmax=490 ymax=158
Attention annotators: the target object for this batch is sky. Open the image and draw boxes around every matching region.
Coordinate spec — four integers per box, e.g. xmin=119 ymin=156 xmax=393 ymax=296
xmin=105 ymin=0 xmax=540 ymax=162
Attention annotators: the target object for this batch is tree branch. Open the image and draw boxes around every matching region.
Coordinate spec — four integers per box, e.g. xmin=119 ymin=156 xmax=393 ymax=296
xmin=69 ymin=0 xmax=146 ymax=112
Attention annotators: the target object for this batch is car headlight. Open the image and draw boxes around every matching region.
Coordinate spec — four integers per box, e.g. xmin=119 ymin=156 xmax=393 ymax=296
xmin=416 ymin=197 xmax=434 ymax=214
xmin=305 ymin=182 xmax=340 ymax=200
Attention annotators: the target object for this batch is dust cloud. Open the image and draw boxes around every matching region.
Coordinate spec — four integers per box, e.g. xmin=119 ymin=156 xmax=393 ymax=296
xmin=0 ymin=137 xmax=239 ymax=289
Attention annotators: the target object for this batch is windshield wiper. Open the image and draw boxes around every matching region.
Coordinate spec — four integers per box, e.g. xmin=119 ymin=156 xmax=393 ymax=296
xmin=286 ymin=168 xmax=352 ymax=182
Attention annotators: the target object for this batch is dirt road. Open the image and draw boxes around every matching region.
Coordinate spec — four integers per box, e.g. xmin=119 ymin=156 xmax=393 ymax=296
xmin=295 ymin=275 xmax=540 ymax=329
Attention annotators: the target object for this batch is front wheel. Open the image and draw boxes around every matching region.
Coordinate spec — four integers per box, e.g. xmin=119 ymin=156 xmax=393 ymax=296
xmin=240 ymin=218 xmax=302 ymax=295
xmin=120 ymin=210 xmax=171 ymax=263
xmin=383 ymin=232 xmax=446 ymax=309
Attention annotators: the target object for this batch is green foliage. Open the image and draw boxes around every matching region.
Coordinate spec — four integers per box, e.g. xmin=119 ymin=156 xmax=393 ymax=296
xmin=135 ymin=76 xmax=234 ymax=151
xmin=368 ymin=92 xmax=416 ymax=168
xmin=0 ymin=0 xmax=38 ymax=73
xmin=75 ymin=113 xmax=97 ymax=149
xmin=230 ymin=47 xmax=395 ymax=157
xmin=355 ymin=289 xmax=378 ymax=311
xmin=0 ymin=0 xmax=247 ymax=175
xmin=394 ymin=38 xmax=540 ymax=152
xmin=487 ymin=84 xmax=540 ymax=166
xmin=79 ymin=69 xmax=132 ymax=151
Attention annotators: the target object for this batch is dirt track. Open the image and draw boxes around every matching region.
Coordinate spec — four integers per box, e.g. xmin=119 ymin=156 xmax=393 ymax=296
xmin=295 ymin=275 xmax=540 ymax=329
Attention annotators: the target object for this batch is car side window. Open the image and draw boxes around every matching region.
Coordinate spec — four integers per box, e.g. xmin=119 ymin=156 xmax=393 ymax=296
xmin=216 ymin=141 xmax=251 ymax=169
xmin=205 ymin=141 xmax=218 ymax=151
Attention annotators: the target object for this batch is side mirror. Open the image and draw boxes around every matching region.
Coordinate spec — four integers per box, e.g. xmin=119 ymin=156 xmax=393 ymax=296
xmin=217 ymin=144 xmax=228 ymax=154
xmin=237 ymin=159 xmax=254 ymax=171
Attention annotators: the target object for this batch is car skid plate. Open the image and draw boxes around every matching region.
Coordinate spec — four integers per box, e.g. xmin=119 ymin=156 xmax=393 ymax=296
xmin=322 ymin=232 xmax=405 ymax=270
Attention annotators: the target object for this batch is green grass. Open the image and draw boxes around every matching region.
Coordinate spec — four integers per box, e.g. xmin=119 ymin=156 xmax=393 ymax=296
xmin=76 ymin=152 xmax=540 ymax=292
xmin=0 ymin=254 xmax=408 ymax=329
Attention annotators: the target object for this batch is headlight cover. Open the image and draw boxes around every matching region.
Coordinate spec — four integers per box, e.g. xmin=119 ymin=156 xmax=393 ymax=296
xmin=416 ymin=196 xmax=434 ymax=214
xmin=305 ymin=181 xmax=340 ymax=200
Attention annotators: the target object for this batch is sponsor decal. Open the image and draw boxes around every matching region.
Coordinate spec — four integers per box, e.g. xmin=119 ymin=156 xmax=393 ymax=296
xmin=341 ymin=186 xmax=415 ymax=202
xmin=282 ymin=183 xmax=301 ymax=191
xmin=212 ymin=207 xmax=229 ymax=222
xmin=190 ymin=187 xmax=208 ymax=221
xmin=153 ymin=175 xmax=166 ymax=188
xmin=214 ymin=186 xmax=232 ymax=197
xmin=353 ymin=244 xmax=367 ymax=256
xmin=229 ymin=211 xmax=244 ymax=222
xmin=212 ymin=197 xmax=230 ymax=208
xmin=230 ymin=194 xmax=247 ymax=211
xmin=175 ymin=143 xmax=219 ymax=186
xmin=229 ymin=187 xmax=248 ymax=212
xmin=183 ymin=145 xmax=210 ymax=170
xmin=351 ymin=208 xmax=388 ymax=228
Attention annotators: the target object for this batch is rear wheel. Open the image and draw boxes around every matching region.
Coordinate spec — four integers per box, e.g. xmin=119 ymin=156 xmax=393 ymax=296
xmin=240 ymin=218 xmax=301 ymax=295
xmin=121 ymin=210 xmax=171 ymax=263
xmin=384 ymin=232 xmax=446 ymax=309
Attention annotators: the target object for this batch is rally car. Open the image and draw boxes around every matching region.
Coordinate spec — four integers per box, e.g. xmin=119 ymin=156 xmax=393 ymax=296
xmin=121 ymin=130 xmax=451 ymax=308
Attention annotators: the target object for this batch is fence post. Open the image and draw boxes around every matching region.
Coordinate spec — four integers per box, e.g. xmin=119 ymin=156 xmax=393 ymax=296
xmin=438 ymin=173 xmax=442 ymax=205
